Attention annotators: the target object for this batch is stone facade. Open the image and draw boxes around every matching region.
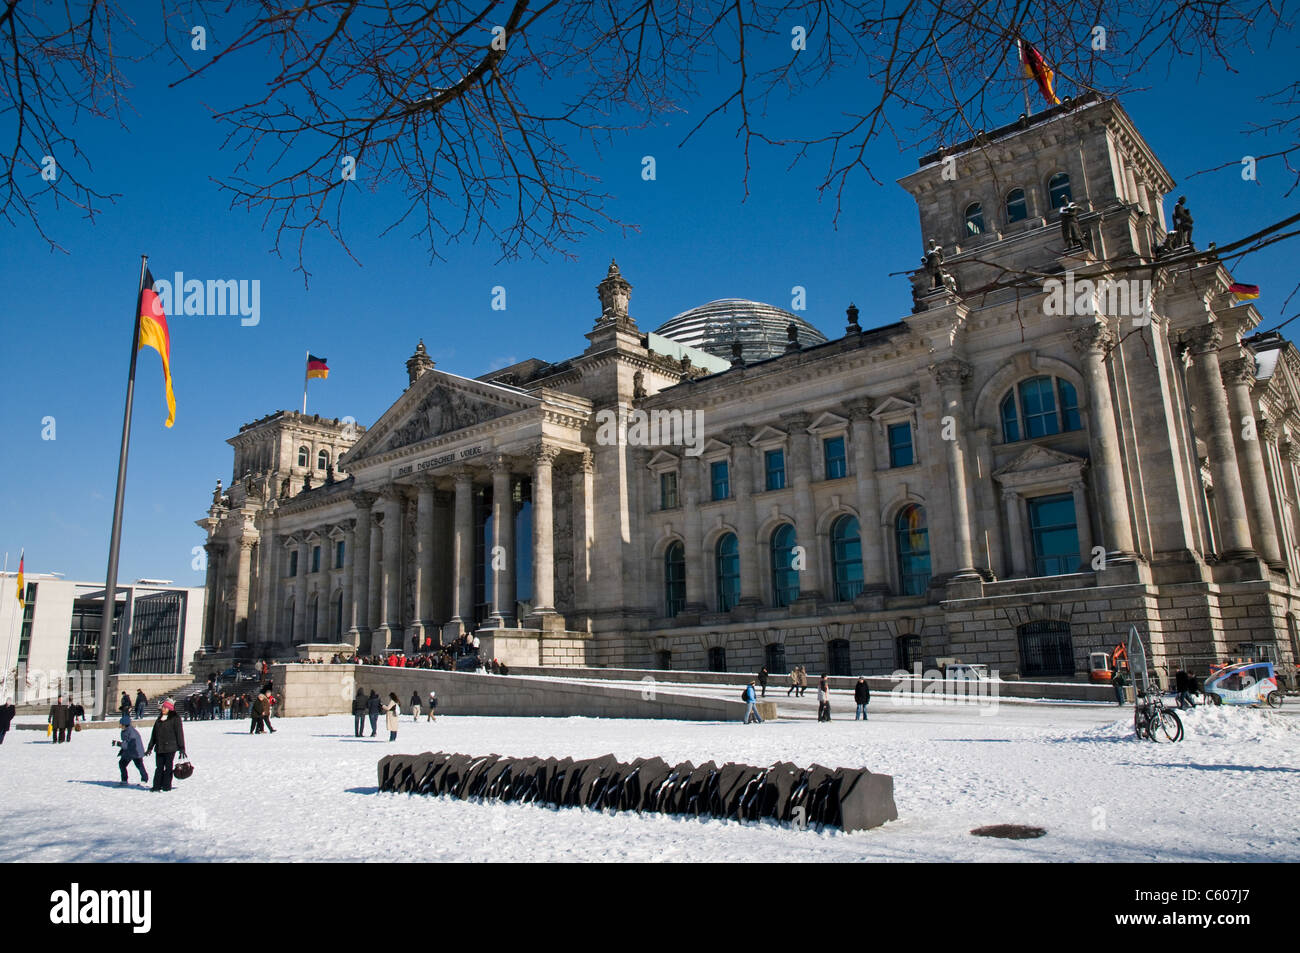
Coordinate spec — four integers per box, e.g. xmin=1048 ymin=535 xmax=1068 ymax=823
xmin=200 ymin=94 xmax=1300 ymax=682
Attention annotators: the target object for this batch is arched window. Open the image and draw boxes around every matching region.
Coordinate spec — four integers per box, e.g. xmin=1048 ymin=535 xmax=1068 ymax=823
xmin=715 ymin=533 xmax=740 ymax=612
xmin=896 ymin=634 xmax=922 ymax=671
xmin=770 ymin=524 xmax=800 ymax=607
xmin=896 ymin=505 xmax=931 ymax=596
xmin=1005 ymin=188 xmax=1028 ymax=223
xmin=828 ymin=639 xmax=852 ymax=676
xmin=707 ymin=646 xmax=727 ymax=673
xmin=297 ymin=446 xmax=309 ymax=467
xmin=964 ymin=202 xmax=985 ymax=235
xmin=664 ymin=542 xmax=686 ymax=618
xmin=1017 ymin=620 xmax=1076 ymax=678
xmin=1048 ymin=172 xmax=1072 ymax=210
xmin=317 ymin=449 xmax=329 ymax=470
xmin=1000 ymin=376 xmax=1082 ymax=442
xmin=831 ymin=515 xmax=864 ymax=602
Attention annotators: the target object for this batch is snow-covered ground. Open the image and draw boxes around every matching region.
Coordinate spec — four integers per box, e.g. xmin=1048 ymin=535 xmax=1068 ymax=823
xmin=3 ymin=699 xmax=1297 ymax=862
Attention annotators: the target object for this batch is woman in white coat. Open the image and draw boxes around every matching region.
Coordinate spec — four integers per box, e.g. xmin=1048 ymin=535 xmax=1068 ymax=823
xmin=382 ymin=693 xmax=401 ymax=741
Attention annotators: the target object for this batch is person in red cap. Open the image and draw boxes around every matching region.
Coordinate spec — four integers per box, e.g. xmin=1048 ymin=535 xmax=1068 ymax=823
xmin=145 ymin=699 xmax=187 ymax=792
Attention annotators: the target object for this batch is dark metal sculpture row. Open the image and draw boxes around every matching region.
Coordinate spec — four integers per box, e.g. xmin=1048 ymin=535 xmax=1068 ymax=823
xmin=377 ymin=751 xmax=898 ymax=831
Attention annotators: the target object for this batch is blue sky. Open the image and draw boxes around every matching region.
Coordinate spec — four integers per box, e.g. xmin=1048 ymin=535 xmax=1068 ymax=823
xmin=1 ymin=14 xmax=1296 ymax=586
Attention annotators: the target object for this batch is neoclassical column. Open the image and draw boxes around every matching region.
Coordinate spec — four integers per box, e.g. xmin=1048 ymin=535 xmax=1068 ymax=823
xmin=972 ymin=427 xmax=1004 ymax=579
xmin=929 ymin=358 xmax=981 ymax=579
xmin=202 ymin=542 xmax=222 ymax=647
xmin=680 ymin=453 xmax=706 ymax=612
xmin=376 ymin=488 xmax=405 ymax=649
xmin=724 ymin=426 xmax=762 ymax=605
xmin=1001 ymin=489 xmax=1028 ymax=576
xmin=1067 ymin=321 xmax=1138 ymax=560
xmin=232 ymin=539 xmax=254 ymax=645
xmin=571 ymin=452 xmax=593 ymax=614
xmin=1222 ymin=357 xmax=1284 ymax=567
xmin=255 ymin=530 xmax=277 ymax=643
xmin=530 ymin=444 xmax=561 ymax=617
xmin=430 ymin=490 xmax=452 ymax=629
xmin=1070 ymin=479 xmax=1095 ymax=570
xmin=292 ymin=536 xmax=309 ymax=644
xmin=489 ymin=456 xmax=517 ymax=627
xmin=412 ymin=476 xmax=437 ymax=643
xmin=780 ymin=410 xmax=823 ymax=599
xmin=1184 ymin=325 xmax=1256 ymax=560
xmin=368 ymin=516 xmax=383 ymax=633
xmin=844 ymin=399 xmax=887 ymax=590
xmin=446 ymin=467 xmax=476 ymax=639
xmin=339 ymin=519 xmax=355 ymax=646
xmin=348 ymin=491 xmax=375 ymax=647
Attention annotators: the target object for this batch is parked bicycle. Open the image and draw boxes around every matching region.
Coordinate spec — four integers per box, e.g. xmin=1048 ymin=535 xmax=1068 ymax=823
xmin=1134 ymin=684 xmax=1183 ymax=742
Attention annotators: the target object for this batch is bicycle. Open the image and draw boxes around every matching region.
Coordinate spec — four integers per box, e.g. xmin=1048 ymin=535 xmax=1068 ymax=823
xmin=1134 ymin=684 xmax=1184 ymax=742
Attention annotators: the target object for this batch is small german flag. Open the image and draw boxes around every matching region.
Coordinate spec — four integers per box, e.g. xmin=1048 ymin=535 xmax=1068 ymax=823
xmin=1228 ymin=283 xmax=1260 ymax=302
xmin=307 ymin=354 xmax=330 ymax=380
xmin=138 ymin=268 xmax=176 ymax=428
xmin=1018 ymin=38 xmax=1060 ymax=107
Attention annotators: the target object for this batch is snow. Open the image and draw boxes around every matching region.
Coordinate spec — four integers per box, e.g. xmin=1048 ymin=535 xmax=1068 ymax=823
xmin=3 ymin=699 xmax=1297 ymax=862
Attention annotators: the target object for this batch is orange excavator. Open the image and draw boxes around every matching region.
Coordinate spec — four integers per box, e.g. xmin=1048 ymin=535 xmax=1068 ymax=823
xmin=1089 ymin=643 xmax=1128 ymax=682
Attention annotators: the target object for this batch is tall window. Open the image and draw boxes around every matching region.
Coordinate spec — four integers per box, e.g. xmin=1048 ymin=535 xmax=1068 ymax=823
xmin=1018 ymin=620 xmax=1076 ymax=678
xmin=765 ymin=449 xmax=786 ymax=490
xmin=311 ymin=545 xmax=321 ymax=573
xmin=896 ymin=505 xmax=931 ymax=596
xmin=823 ymin=436 xmax=847 ymax=480
xmin=1048 ymin=172 xmax=1072 ymax=210
xmin=710 ymin=461 xmax=730 ymax=501
xmin=715 ymin=533 xmax=741 ymax=611
xmin=1001 ymin=376 xmax=1082 ymax=442
xmin=335 ymin=539 xmax=345 ymax=569
xmin=1005 ymin=188 xmax=1027 ymax=223
xmin=660 ymin=471 xmax=678 ymax=510
xmin=965 ymin=202 xmax=985 ymax=235
xmin=288 ymin=550 xmax=298 ymax=578
xmin=832 ymin=515 xmax=864 ymax=601
xmin=896 ymin=634 xmax=922 ymax=671
xmin=888 ymin=423 xmax=914 ymax=468
xmin=708 ymin=646 xmax=728 ymax=672
xmin=1028 ymin=494 xmax=1080 ymax=576
xmin=771 ymin=524 xmax=800 ymax=607
xmin=317 ymin=449 xmax=329 ymax=470
xmin=828 ymin=639 xmax=852 ymax=676
xmin=297 ymin=446 xmax=309 ymax=467
xmin=664 ymin=542 xmax=686 ymax=617
xmin=765 ymin=642 xmax=787 ymax=675
xmin=655 ymin=649 xmax=672 ymax=670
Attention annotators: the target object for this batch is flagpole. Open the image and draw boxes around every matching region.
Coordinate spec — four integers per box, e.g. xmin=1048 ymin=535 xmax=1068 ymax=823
xmin=94 ymin=255 xmax=149 ymax=720
xmin=302 ymin=349 xmax=309 ymax=415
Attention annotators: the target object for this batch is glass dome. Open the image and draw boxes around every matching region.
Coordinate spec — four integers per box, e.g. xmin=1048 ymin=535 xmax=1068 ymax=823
xmin=652 ymin=298 xmax=828 ymax=363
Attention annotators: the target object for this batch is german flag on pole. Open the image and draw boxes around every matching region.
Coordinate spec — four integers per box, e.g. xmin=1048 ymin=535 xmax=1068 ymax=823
xmin=306 ymin=354 xmax=330 ymax=380
xmin=138 ymin=268 xmax=176 ymax=428
xmin=15 ymin=549 xmax=24 ymax=610
xmin=1229 ymin=282 xmax=1260 ymax=302
xmin=1018 ymin=38 xmax=1061 ymax=107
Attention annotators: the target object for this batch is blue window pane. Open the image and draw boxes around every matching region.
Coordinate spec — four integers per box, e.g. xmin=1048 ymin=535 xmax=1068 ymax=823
xmin=1058 ymin=378 xmax=1082 ymax=432
xmin=1019 ymin=377 xmax=1060 ymax=438
xmin=824 ymin=436 xmax=847 ymax=480
xmin=711 ymin=461 xmax=730 ymax=501
xmin=832 ymin=515 xmax=863 ymax=602
xmin=716 ymin=533 xmax=740 ymax=611
xmin=1006 ymin=188 xmax=1027 ymax=223
xmin=765 ymin=450 xmax=786 ymax=491
xmin=965 ymin=203 xmax=985 ymax=235
xmin=1001 ymin=393 xmax=1021 ymax=443
xmin=888 ymin=423 xmax=914 ymax=468
xmin=288 ymin=551 xmax=298 ymax=577
xmin=1048 ymin=173 xmax=1072 ymax=210
xmin=1029 ymin=494 xmax=1080 ymax=577
xmin=312 ymin=546 xmax=321 ymax=573
xmin=660 ymin=471 xmax=678 ymax=509
xmin=665 ymin=542 xmax=686 ymax=617
xmin=336 ymin=540 xmax=345 ymax=569
xmin=895 ymin=505 xmax=931 ymax=595
xmin=771 ymin=524 xmax=800 ymax=607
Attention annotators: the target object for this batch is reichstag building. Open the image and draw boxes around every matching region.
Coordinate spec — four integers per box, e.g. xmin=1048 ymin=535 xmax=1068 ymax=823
xmin=198 ymin=93 xmax=1300 ymax=681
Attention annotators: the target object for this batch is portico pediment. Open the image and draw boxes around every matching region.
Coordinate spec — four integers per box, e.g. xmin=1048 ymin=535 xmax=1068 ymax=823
xmin=994 ymin=445 xmax=1087 ymax=489
xmin=343 ymin=370 xmax=542 ymax=466
xmin=748 ymin=425 xmax=788 ymax=447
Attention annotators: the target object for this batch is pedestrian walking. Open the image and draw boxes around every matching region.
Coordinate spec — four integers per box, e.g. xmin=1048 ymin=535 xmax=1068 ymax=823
xmin=1174 ymin=669 xmax=1197 ymax=710
xmin=409 ymin=690 xmax=422 ymax=722
xmin=742 ymin=681 xmax=763 ymax=724
xmin=787 ymin=667 xmax=798 ymax=697
xmin=115 ymin=715 xmax=149 ymax=786
xmin=367 ymin=690 xmax=381 ymax=737
xmin=119 ymin=692 xmax=132 ymax=719
xmin=0 ymin=698 xmax=15 ymax=744
xmin=68 ymin=699 xmax=85 ymax=737
xmin=817 ymin=675 xmax=831 ymax=722
xmin=383 ymin=693 xmax=401 ymax=742
xmin=854 ymin=676 xmax=871 ymax=721
xmin=797 ymin=666 xmax=808 ymax=698
xmin=758 ymin=667 xmax=769 ymax=698
xmin=134 ymin=689 xmax=147 ymax=720
xmin=1111 ymin=669 xmax=1127 ymax=706
xmin=263 ymin=684 xmax=278 ymax=731
xmin=144 ymin=700 xmax=186 ymax=792
xmin=48 ymin=695 xmax=71 ymax=743
xmin=426 ymin=690 xmax=437 ymax=722
xmin=352 ymin=688 xmax=367 ymax=737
